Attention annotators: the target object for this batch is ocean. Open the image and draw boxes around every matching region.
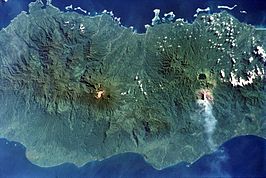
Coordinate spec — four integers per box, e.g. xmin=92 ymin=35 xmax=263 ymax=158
xmin=0 ymin=136 xmax=265 ymax=178
xmin=1 ymin=0 xmax=266 ymax=32
xmin=0 ymin=0 xmax=265 ymax=177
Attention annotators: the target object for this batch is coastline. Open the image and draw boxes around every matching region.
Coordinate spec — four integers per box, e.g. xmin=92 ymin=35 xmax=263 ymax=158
xmin=0 ymin=1 xmax=265 ymax=177
xmin=0 ymin=135 xmax=265 ymax=176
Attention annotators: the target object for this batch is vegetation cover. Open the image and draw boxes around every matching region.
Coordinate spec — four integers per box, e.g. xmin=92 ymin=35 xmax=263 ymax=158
xmin=0 ymin=0 xmax=265 ymax=169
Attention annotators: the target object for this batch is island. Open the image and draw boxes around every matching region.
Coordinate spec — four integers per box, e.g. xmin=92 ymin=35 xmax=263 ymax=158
xmin=0 ymin=0 xmax=265 ymax=169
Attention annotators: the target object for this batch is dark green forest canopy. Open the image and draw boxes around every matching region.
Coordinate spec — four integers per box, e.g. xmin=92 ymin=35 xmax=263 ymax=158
xmin=0 ymin=0 xmax=265 ymax=169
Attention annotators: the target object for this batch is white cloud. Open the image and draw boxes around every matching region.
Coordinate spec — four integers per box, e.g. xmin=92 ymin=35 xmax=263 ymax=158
xmin=197 ymin=99 xmax=217 ymax=150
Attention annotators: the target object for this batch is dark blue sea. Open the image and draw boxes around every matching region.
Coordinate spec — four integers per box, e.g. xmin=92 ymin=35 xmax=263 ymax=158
xmin=0 ymin=136 xmax=264 ymax=178
xmin=0 ymin=0 xmax=266 ymax=177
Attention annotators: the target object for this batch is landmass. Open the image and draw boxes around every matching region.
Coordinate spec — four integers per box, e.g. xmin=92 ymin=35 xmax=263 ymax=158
xmin=0 ymin=0 xmax=265 ymax=169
